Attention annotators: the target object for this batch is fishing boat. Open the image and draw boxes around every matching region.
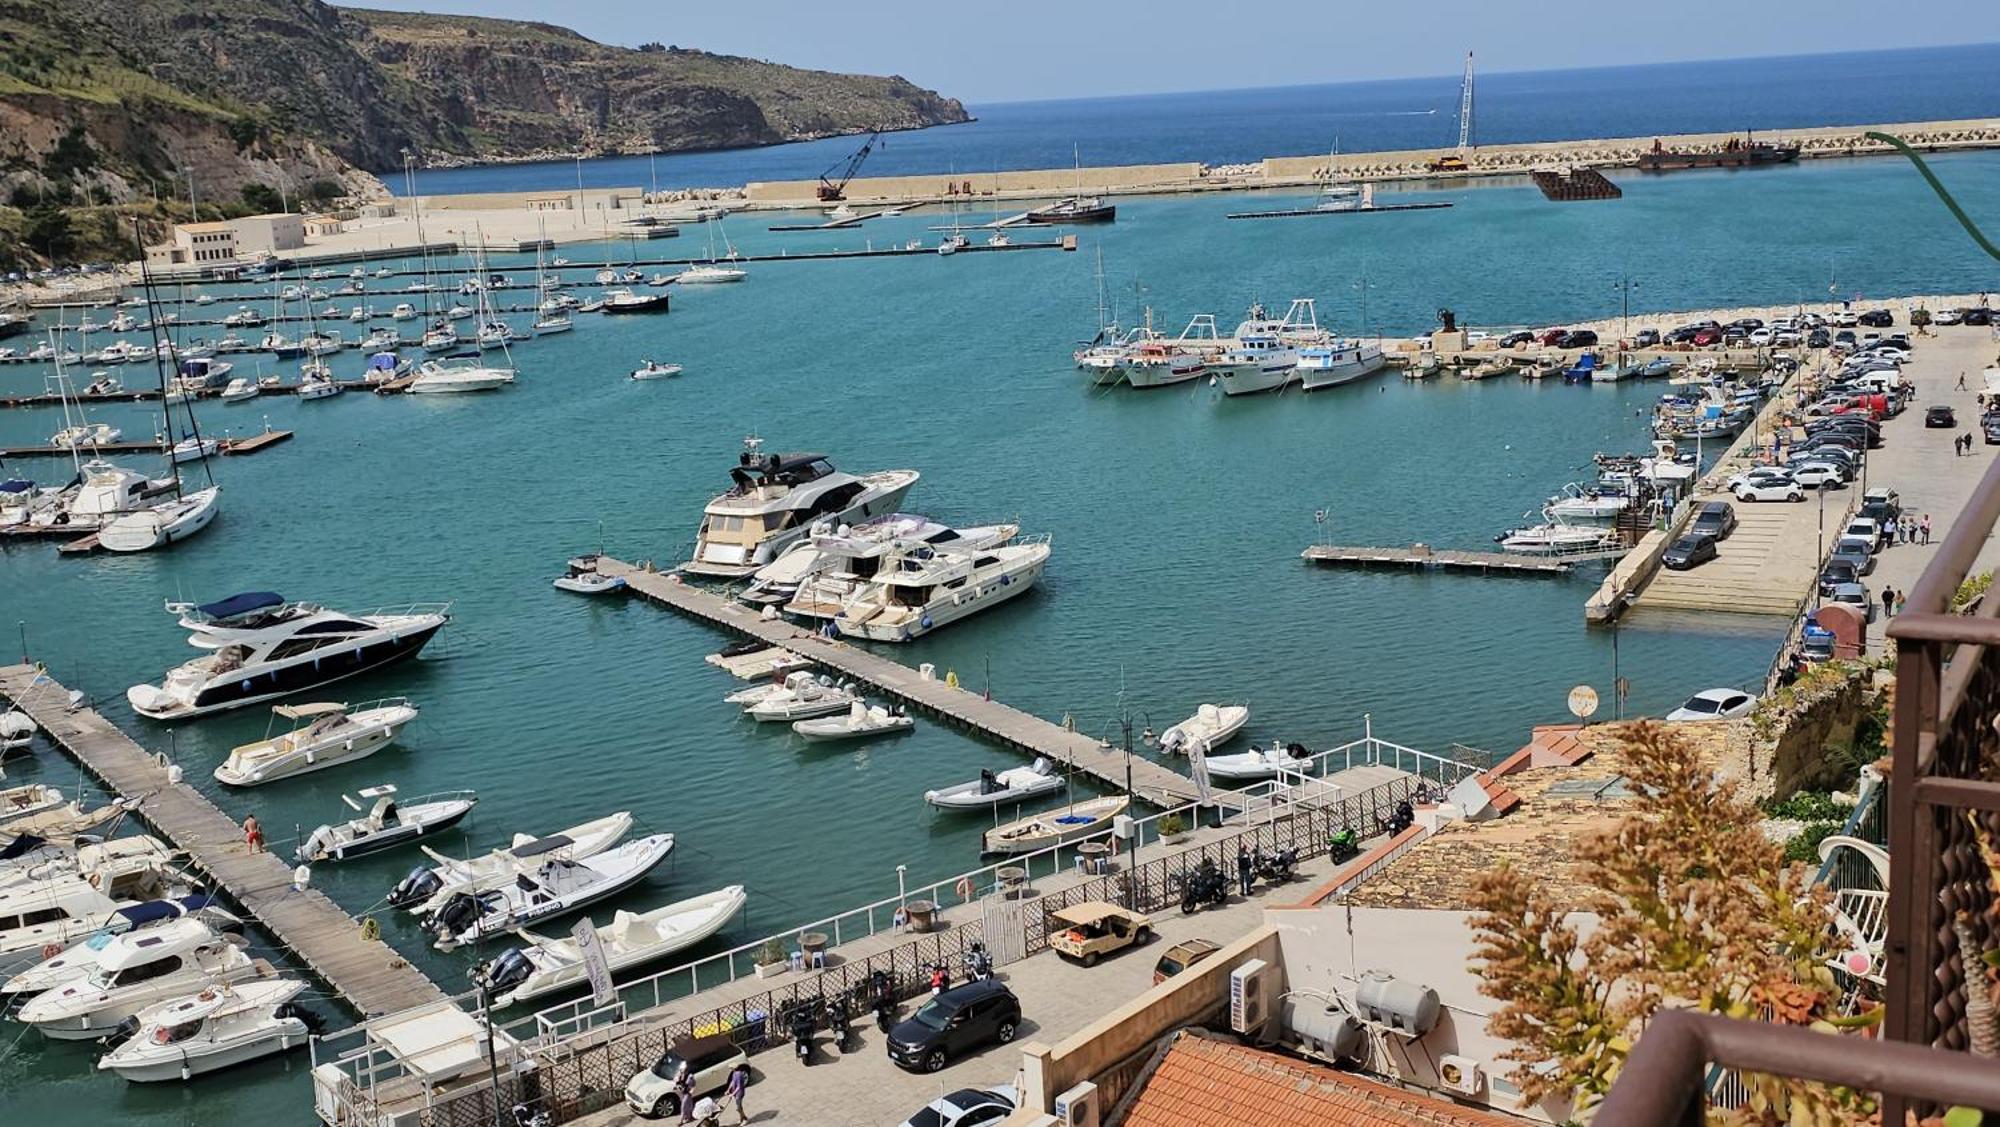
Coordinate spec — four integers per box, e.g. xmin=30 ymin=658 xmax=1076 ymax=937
xmin=554 ymin=556 xmax=626 ymax=595
xmin=424 ymin=833 xmax=677 ymax=950
xmin=1204 ymin=740 xmax=1315 ymax=781
xmin=829 ymin=536 xmax=1050 ymax=642
xmin=630 ymin=361 xmax=682 ymax=381
xmin=98 ymin=978 xmax=314 ymax=1082
xmin=1121 ymin=336 xmax=1206 ymax=389
xmin=295 ymin=786 xmax=479 ymax=863
xmin=1297 ymin=339 xmax=1389 ymax=391
xmin=924 ymin=758 xmax=1063 ymax=810
xmin=682 ymin=438 xmax=920 ymax=578
xmin=15 ymin=924 xmax=269 ymax=1040
xmin=474 ymin=885 xmax=746 ymax=1007
xmin=212 ymin=699 xmax=419 ymax=787
xmin=1213 ymin=300 xmax=1329 ymax=396
xmin=387 ymin=811 xmax=634 ymax=914
xmin=982 ymin=795 xmax=1129 ymax=856
xmin=1158 ymin=704 xmax=1249 ymax=755
xmin=745 ymin=672 xmax=857 ymax=722
xmin=791 ymin=700 xmax=914 ymax=742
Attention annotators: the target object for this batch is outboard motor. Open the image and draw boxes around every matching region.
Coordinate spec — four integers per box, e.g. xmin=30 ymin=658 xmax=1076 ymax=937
xmin=297 ymin=825 xmax=335 ymax=863
xmin=387 ymin=865 xmax=442 ymax=909
xmin=475 ymin=948 xmax=534 ymax=995
xmin=427 ymin=892 xmax=480 ymax=940
xmin=276 ymin=1002 xmax=325 ymax=1034
xmin=978 ymin=768 xmax=999 ymax=795
xmin=102 ymin=1015 xmax=142 ymax=1050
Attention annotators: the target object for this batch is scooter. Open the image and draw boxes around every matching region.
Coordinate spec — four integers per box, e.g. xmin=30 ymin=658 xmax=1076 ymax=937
xmin=830 ymin=996 xmax=854 ymax=1052
xmin=963 ymin=941 xmax=994 ymax=982
xmin=1254 ymin=847 xmax=1298 ymax=883
xmin=790 ymin=1009 xmax=814 ymax=1066
xmin=1380 ymin=799 xmax=1415 ymax=837
xmin=928 ymin=962 xmax=952 ymax=996
xmin=872 ymin=970 xmax=897 ymax=1032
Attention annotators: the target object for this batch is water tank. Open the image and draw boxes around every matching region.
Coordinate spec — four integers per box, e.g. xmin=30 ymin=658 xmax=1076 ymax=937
xmin=1355 ymin=970 xmax=1440 ymax=1037
xmin=1282 ymin=997 xmax=1363 ymax=1061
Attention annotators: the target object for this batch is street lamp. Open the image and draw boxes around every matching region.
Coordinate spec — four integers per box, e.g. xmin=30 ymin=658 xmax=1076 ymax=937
xmin=895 ymin=864 xmax=907 ymax=907
xmin=1613 ymin=275 xmax=1639 ymax=336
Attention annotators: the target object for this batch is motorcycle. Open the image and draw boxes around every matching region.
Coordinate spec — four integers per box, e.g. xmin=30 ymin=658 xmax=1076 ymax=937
xmin=1327 ymin=827 xmax=1360 ymax=863
xmin=1254 ymin=847 xmax=1298 ymax=884
xmin=512 ymin=1101 xmax=552 ymax=1127
xmin=870 ymin=969 xmax=897 ymax=1032
xmin=1178 ymin=858 xmax=1229 ymax=914
xmin=963 ymin=941 xmax=994 ymax=983
xmin=830 ymin=996 xmax=854 ymax=1052
xmin=790 ymin=1008 xmax=814 ymax=1066
xmin=928 ymin=962 xmax=952 ymax=997
xmin=1380 ymin=799 xmax=1415 ymax=837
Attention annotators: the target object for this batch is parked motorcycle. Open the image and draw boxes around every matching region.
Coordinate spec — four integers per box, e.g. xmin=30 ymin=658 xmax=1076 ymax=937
xmin=1327 ymin=827 xmax=1360 ymax=863
xmin=1380 ymin=799 xmax=1415 ymax=837
xmin=871 ymin=970 xmax=896 ymax=1032
xmin=1254 ymin=847 xmax=1298 ymax=883
xmin=790 ymin=1008 xmax=814 ymax=1065
xmin=1178 ymin=858 xmax=1229 ymax=914
xmin=830 ymin=996 xmax=854 ymax=1052
xmin=963 ymin=941 xmax=994 ymax=982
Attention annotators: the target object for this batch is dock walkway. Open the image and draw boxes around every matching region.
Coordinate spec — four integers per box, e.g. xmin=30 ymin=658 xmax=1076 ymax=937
xmin=1302 ymin=543 xmax=1573 ymax=575
xmin=597 ymin=558 xmax=1233 ymax=810
xmin=0 ymin=665 xmax=444 ymax=1017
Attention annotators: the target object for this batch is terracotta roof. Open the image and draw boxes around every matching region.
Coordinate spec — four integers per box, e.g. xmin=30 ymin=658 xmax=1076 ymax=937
xmin=1120 ymin=1032 xmax=1523 ymax=1127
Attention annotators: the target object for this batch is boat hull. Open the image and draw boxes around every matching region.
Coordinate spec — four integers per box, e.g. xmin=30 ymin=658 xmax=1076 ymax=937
xmin=1216 ymin=361 xmax=1299 ymax=396
xmin=1298 ymin=347 xmax=1387 ymax=391
xmin=128 ymin=619 xmax=446 ymax=721
xmin=1123 ymin=361 xmax=1204 ymax=389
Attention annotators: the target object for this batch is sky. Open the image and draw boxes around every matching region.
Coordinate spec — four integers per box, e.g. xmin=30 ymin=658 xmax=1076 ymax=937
xmin=337 ymin=1 xmax=1998 ymax=104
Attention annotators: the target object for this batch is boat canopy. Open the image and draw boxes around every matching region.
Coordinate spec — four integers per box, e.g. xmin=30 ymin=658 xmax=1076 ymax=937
xmin=0 ymin=478 xmax=36 ymax=494
xmin=197 ymin=591 xmax=285 ymax=620
xmin=113 ymin=894 xmax=216 ymax=927
xmin=275 ymin=702 xmax=348 ymax=720
xmin=0 ymin=833 xmax=48 ymax=861
xmin=510 ymin=833 xmax=576 ymax=859
xmin=368 ymin=352 xmax=400 ymax=371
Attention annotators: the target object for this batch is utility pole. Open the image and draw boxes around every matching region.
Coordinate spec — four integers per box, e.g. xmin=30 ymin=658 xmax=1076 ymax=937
xmin=1614 ymin=275 xmax=1639 ymax=335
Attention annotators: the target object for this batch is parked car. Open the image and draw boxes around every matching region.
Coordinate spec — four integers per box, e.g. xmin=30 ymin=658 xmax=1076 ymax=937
xmin=1833 ymin=328 xmax=1858 ymax=345
xmin=1693 ymin=328 xmax=1722 ymax=346
xmin=1050 ymin=902 xmax=1153 ymax=967
xmin=1665 ymin=688 xmax=1757 ymax=721
xmin=1747 ymin=328 xmax=1774 ymax=346
xmin=1857 ymin=309 xmax=1895 ymax=327
xmin=1499 ymin=330 xmax=1536 ymax=348
xmin=1986 ymin=413 xmax=2000 ymax=444
xmin=1538 ymin=327 xmax=1568 ymax=346
xmin=1788 ymin=462 xmax=1849 ymax=489
xmin=1558 ymin=329 xmax=1599 ymax=348
xmin=1689 ymin=501 xmax=1739 ymax=541
xmin=1828 ymin=582 xmax=1877 ymax=623
xmin=896 ymin=1086 xmax=1020 ymax=1127
xmin=1633 ymin=328 xmax=1661 ymax=347
xmin=1841 ymin=518 xmax=1883 ymax=550
xmin=1735 ymin=476 xmax=1805 ymax=503
xmin=1935 ymin=308 xmax=1963 ymax=326
xmin=1152 ymin=938 xmax=1223 ymax=986
xmin=1801 ymin=623 xmax=1838 ymax=663
xmin=887 ymin=980 xmax=1022 ymax=1073
xmin=625 ymin=1035 xmax=748 ymax=1119
xmin=1927 ymin=405 xmax=1958 ymax=428
xmin=1807 ymin=329 xmax=1832 ymax=349
xmin=1820 ymin=558 xmax=1862 ymax=595
xmin=1829 ymin=536 xmax=1876 ymax=576
xmin=1662 ymin=533 xmax=1719 ymax=570
xmin=1962 ymin=307 xmax=1993 ymax=326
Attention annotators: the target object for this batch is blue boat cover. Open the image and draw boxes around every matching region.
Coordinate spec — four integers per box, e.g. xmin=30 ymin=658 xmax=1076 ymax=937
xmin=197 ymin=591 xmax=284 ymax=619
xmin=0 ymin=833 xmax=48 ymax=861
xmin=0 ymin=478 xmax=33 ymax=494
xmin=114 ymin=894 xmax=215 ymax=926
xmin=368 ymin=352 xmax=399 ymax=370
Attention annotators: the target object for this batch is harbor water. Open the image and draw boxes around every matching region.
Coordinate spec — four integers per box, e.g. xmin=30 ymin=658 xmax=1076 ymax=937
xmin=3 ymin=150 xmax=2000 ymax=1121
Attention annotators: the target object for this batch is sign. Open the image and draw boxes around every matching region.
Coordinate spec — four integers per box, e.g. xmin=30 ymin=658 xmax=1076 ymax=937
xmin=573 ymin=917 xmax=616 ymax=1007
xmin=1567 ymin=684 xmax=1600 ymax=720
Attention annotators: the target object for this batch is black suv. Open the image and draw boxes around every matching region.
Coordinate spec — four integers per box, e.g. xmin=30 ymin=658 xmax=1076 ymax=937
xmin=1558 ymin=329 xmax=1599 ymax=348
xmin=1857 ymin=309 xmax=1894 ymax=327
xmin=887 ymin=980 xmax=1022 ymax=1073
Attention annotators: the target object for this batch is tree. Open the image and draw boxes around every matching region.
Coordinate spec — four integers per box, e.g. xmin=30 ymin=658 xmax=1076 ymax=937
xmin=227 ymin=115 xmax=263 ymax=151
xmin=1469 ymin=722 xmax=1869 ymax=1123
xmin=303 ymin=179 xmax=342 ymax=205
xmin=240 ymin=183 xmax=283 ymax=213
xmin=41 ymin=124 xmax=96 ymax=182
xmin=24 ymin=206 xmax=76 ymax=263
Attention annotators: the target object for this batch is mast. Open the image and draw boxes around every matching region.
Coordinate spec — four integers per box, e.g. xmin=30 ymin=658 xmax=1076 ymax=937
xmin=132 ymin=216 xmax=210 ymax=495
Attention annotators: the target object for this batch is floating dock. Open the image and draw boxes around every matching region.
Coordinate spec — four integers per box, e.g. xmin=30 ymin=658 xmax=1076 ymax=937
xmin=0 ymin=430 xmax=293 ymax=459
xmin=1531 ymin=167 xmax=1623 ymax=201
xmin=0 ymin=666 xmax=445 ymax=1017
xmin=1224 ymin=201 xmax=1455 ymax=220
xmin=1302 ymin=544 xmax=1574 ymax=576
xmin=595 ymin=558 xmax=1239 ymax=810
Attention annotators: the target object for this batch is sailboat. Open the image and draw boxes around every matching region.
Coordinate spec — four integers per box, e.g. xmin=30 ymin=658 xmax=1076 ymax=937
xmin=1027 ymin=146 xmax=1117 ymax=224
xmin=530 ymin=221 xmax=575 ymax=334
xmin=1073 ymin=248 xmax=1126 ymax=386
xmin=678 ymin=219 xmax=747 ymax=284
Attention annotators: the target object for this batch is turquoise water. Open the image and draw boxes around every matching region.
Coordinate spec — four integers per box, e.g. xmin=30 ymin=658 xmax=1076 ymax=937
xmin=3 ymin=152 xmax=1999 ymax=1121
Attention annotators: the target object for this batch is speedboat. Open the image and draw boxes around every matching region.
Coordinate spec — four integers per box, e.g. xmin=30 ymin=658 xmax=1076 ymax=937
xmin=98 ymin=486 xmax=221 ymax=553
xmin=297 ymin=374 xmax=342 ymax=400
xmin=677 ymin=264 xmax=747 ymax=285
xmin=1497 ymin=520 xmax=1627 ymax=558
xmin=423 ymin=833 xmax=677 ymax=951
xmin=211 ymin=699 xmax=419 ymax=786
xmin=407 ymin=354 xmax=515 ymax=394
xmin=1640 ymin=357 xmax=1677 ymax=379
xmin=168 ymin=436 xmax=220 ymax=463
xmin=51 ymin=423 xmax=122 ymax=449
xmin=791 ymin=700 xmax=914 ymax=742
xmin=924 ymin=757 xmax=1063 ymax=810
xmin=744 ymin=672 xmax=857 ymax=722
xmin=982 ymin=795 xmax=1129 ymax=856
xmin=473 ymin=884 xmax=747 ymax=1007
xmin=15 ymin=922 xmax=267 ymax=1040
xmin=602 ymin=288 xmax=671 ymax=314
xmin=387 ymin=811 xmax=634 ymax=915
xmin=1204 ymin=740 xmax=1315 ymax=781
xmin=755 ymin=515 xmax=1019 ymax=615
xmin=97 ymin=978 xmax=313 ymax=1082
xmin=630 ymin=361 xmax=683 ymax=381
xmin=829 ymin=536 xmax=1050 ymax=642
xmin=125 ymin=593 xmax=449 ymax=721
xmin=1 ymin=781 xmax=65 ymax=826
xmin=0 ymin=896 xmax=238 ymax=998
xmin=723 ymin=670 xmax=835 ymax=707
xmin=82 ymin=373 xmax=122 ymax=396
xmin=554 ymin=556 xmax=626 ymax=594
xmin=1545 ymin=482 xmax=1632 ymax=521
xmin=1296 ymin=339 xmax=1388 ymax=391
xmin=391 ymin=303 xmax=419 ymax=321
xmin=296 ymin=785 xmax=478 ymax=863
xmin=682 ymin=438 xmax=919 ymax=578
xmin=1159 ymin=704 xmax=1249 ymax=755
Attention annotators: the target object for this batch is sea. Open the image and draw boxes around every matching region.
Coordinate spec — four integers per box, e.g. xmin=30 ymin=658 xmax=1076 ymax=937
xmin=3 ymin=45 xmax=2000 ymax=1126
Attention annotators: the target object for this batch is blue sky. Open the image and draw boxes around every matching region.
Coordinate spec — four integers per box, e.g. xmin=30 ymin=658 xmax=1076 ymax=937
xmin=340 ymin=1 xmax=1996 ymax=103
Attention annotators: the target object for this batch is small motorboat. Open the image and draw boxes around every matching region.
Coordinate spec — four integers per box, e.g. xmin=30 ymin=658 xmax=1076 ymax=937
xmin=219 ymin=378 xmax=260 ymax=403
xmin=791 ymin=700 xmax=914 ymax=742
xmin=630 ymin=361 xmax=683 ymax=381
xmin=554 ymin=556 xmax=627 ymax=594
xmin=722 ymin=671 xmax=832 ymax=706
xmin=424 ymin=833 xmax=677 ymax=951
xmin=1158 ymin=704 xmax=1249 ymax=755
xmin=1640 ymin=357 xmax=1677 ymax=379
xmin=212 ymin=700 xmax=419 ymax=787
xmin=50 ymin=423 xmax=122 ymax=450
xmin=97 ymin=978 xmax=314 ymax=1082
xmin=1545 ymin=482 xmax=1632 ymax=521
xmin=295 ymin=785 xmax=479 ymax=863
xmin=982 ymin=795 xmax=1129 ymax=856
xmin=389 ymin=811 xmax=634 ymax=915
xmin=744 ymin=672 xmax=857 ymax=722
xmin=1463 ymin=356 xmax=1514 ymax=381
xmin=0 ymin=709 xmax=33 ymax=753
xmin=924 ymin=757 xmax=1063 ymax=810
xmin=1204 ymin=740 xmax=1315 ymax=781
xmin=705 ymin=645 xmax=812 ymax=682
xmin=168 ymin=436 xmax=220 ymax=464
xmin=1 ymin=782 xmax=66 ymax=827
xmin=82 ymin=374 xmax=122 ymax=396
xmin=475 ymin=884 xmax=746 ymax=1007
xmin=16 ymin=924 xmax=269 ymax=1040
xmin=297 ymin=375 xmax=342 ymax=400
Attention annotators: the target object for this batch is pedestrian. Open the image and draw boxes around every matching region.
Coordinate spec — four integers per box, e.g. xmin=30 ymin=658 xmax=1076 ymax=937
xmin=725 ymin=1062 xmax=750 ymax=1125
xmin=1961 ymin=372 xmax=1970 ymax=390
xmin=244 ymin=813 xmax=264 ymax=854
xmin=1882 ymin=585 xmax=1896 ymax=619
xmin=1897 ymin=591 xmax=1909 ymax=616
xmin=1235 ymin=844 xmax=1254 ymax=897
xmin=1922 ymin=514 xmax=1933 ymax=544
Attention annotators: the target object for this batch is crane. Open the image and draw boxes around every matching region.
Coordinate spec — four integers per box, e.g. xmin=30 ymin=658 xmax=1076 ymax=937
xmin=817 ymin=130 xmax=882 ymax=202
xmin=1427 ymin=53 xmax=1475 ymax=173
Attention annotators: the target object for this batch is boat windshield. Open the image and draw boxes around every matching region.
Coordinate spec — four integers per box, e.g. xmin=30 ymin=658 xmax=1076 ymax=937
xmin=152 ymin=1018 xmax=204 ymax=1045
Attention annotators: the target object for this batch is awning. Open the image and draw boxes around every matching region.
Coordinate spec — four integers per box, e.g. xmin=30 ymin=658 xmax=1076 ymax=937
xmin=274 ymin=702 xmax=347 ymax=719
xmin=197 ymin=591 xmax=284 ymax=619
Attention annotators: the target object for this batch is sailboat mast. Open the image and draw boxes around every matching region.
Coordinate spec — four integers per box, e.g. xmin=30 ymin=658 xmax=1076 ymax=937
xmin=131 ymin=217 xmax=195 ymax=495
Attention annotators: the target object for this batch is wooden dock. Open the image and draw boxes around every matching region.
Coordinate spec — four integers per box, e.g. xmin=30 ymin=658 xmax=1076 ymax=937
xmin=1302 ymin=543 xmax=1574 ymax=576
xmin=0 ymin=430 xmax=294 ymax=459
xmin=1224 ymin=201 xmax=1455 ymax=220
xmin=0 ymin=665 xmax=445 ymax=1017
xmin=595 ymin=558 xmax=1237 ymax=810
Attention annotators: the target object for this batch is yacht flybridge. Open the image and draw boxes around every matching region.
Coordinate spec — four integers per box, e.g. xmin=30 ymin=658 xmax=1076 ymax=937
xmin=125 ymin=593 xmax=449 ymax=721
xmin=682 ymin=439 xmax=919 ymax=578
xmin=738 ymin=514 xmax=1019 ymax=614
xmin=830 ymin=535 xmax=1051 ymax=642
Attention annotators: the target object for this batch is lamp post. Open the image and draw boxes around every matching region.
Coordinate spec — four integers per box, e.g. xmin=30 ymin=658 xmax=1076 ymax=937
xmin=895 ymin=863 xmax=907 ymax=907
xmin=1614 ymin=275 xmax=1639 ymax=336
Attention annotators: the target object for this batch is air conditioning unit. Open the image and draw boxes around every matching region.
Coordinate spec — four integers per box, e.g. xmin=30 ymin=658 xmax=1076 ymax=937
xmin=1438 ymin=1054 xmax=1485 ymax=1096
xmin=1229 ymin=959 xmax=1271 ymax=1034
xmin=1053 ymin=1080 xmax=1100 ymax=1127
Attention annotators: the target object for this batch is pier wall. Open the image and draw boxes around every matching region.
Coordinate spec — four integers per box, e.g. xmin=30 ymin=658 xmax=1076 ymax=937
xmin=744 ymin=162 xmax=1205 ymax=202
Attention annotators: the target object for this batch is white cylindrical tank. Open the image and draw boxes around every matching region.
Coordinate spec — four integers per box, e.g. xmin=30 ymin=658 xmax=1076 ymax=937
xmin=1356 ymin=970 xmax=1441 ymax=1037
xmin=1283 ymin=997 xmax=1364 ymax=1061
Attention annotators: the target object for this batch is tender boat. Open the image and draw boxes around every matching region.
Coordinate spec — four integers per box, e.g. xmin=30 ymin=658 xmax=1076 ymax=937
xmin=745 ymin=672 xmax=858 ymax=722
xmin=1 ymin=782 xmax=65 ymax=827
xmin=924 ymin=757 xmax=1063 ymax=810
xmin=982 ymin=795 xmax=1129 ymax=855
xmin=423 ymin=833 xmax=677 ymax=951
xmin=98 ymin=486 xmax=221 ymax=553
xmin=630 ymin=361 xmax=683 ymax=381
xmin=98 ymin=978 xmax=313 ymax=1082
xmin=388 ymin=811 xmax=634 ymax=915
xmin=474 ymin=884 xmax=747 ymax=1007
xmin=211 ymin=699 xmax=419 ymax=786
xmin=682 ymin=439 xmax=920 ymax=578
xmin=791 ymin=700 xmax=914 ymax=742
xmin=829 ymin=536 xmax=1051 ymax=642
xmin=219 ymin=378 xmax=259 ymax=403
xmin=1204 ymin=740 xmax=1315 ymax=781
xmin=407 ymin=354 xmax=515 ymax=394
xmin=16 ymin=923 xmax=268 ymax=1040
xmin=1159 ymin=704 xmax=1249 ymax=755
xmin=125 ymin=593 xmax=449 ymax=721
xmin=757 ymin=515 xmax=1019 ymax=615
xmin=553 ymin=556 xmax=626 ymax=595
xmin=0 ymin=896 xmax=238 ymax=998
xmin=296 ymin=785 xmax=479 ymax=863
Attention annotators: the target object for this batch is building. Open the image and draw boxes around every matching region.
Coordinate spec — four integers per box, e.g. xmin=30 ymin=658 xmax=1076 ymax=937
xmin=302 ymin=214 xmax=344 ymax=238
xmin=171 ymin=221 xmax=237 ymax=264
xmin=229 ymin=213 xmax=306 ymax=258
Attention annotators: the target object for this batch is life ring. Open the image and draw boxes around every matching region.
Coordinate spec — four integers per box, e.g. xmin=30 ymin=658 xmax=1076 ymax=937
xmin=954 ymin=876 xmax=974 ymax=901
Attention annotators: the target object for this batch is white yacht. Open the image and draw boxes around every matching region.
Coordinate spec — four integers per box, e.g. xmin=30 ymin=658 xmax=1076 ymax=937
xmin=0 ymin=851 xmax=188 ymax=977
xmin=27 ymin=460 xmax=172 ymax=532
xmin=219 ymin=378 xmax=259 ymax=403
xmin=677 ymin=264 xmax=747 ymax=285
xmin=682 ymin=440 xmax=920 ymax=578
xmin=16 ymin=923 xmax=268 ymax=1040
xmin=98 ymin=978 xmax=313 ymax=1082
xmin=97 ymin=485 xmax=221 ymax=553
xmin=830 ymin=535 xmax=1051 ymax=642
xmin=407 ymin=355 xmax=516 ymax=394
xmin=0 ymin=895 xmax=238 ymax=997
xmin=212 ymin=699 xmax=419 ymax=786
xmin=1546 ymin=482 xmax=1633 ymax=521
xmin=1296 ymin=339 xmax=1388 ymax=391
xmin=742 ymin=514 xmax=1017 ymax=613
xmin=125 ymin=592 xmax=450 ymax=721
xmin=391 ymin=303 xmax=419 ymax=321
xmin=423 ymin=833 xmax=677 ymax=951
xmin=1497 ymin=520 xmax=1628 ymax=559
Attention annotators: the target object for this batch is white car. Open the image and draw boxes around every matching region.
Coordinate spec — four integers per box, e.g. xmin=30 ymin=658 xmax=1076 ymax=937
xmin=1748 ymin=328 xmax=1774 ymax=346
xmin=1935 ymin=309 xmax=1963 ymax=325
xmin=1735 ymin=477 xmax=1805 ymax=502
xmin=1727 ymin=466 xmax=1793 ymax=489
xmin=1788 ymin=462 xmax=1849 ymax=489
xmin=1666 ymin=688 xmax=1758 ymax=721
xmin=1829 ymin=310 xmax=1859 ymax=327
xmin=1842 ymin=517 xmax=1883 ymax=550
xmin=897 ymin=1085 xmax=1020 ymax=1127
xmin=625 ymin=1034 xmax=748 ymax=1119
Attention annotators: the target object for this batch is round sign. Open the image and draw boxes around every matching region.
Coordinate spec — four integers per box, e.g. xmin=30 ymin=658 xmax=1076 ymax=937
xmin=1567 ymin=685 xmax=1600 ymax=720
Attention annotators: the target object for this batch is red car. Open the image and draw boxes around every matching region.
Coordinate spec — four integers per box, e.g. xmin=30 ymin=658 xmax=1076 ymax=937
xmin=1693 ymin=328 xmax=1721 ymax=346
xmin=1539 ymin=327 xmax=1569 ymax=346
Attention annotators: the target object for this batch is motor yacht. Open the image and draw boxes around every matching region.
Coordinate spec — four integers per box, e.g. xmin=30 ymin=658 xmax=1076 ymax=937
xmin=747 ymin=514 xmax=1017 ymax=614
xmin=474 ymin=885 xmax=746 ymax=1007
xmin=16 ymin=922 xmax=268 ymax=1040
xmin=27 ymin=460 xmax=173 ymax=532
xmin=602 ymin=288 xmax=671 ymax=314
xmin=0 ymin=896 xmax=238 ymax=998
xmin=1296 ymin=339 xmax=1388 ymax=391
xmin=296 ymin=786 xmax=478 ymax=863
xmin=407 ymin=354 xmax=515 ymax=394
xmin=218 ymin=378 xmax=259 ymax=403
xmin=125 ymin=592 xmax=449 ymax=721
xmin=830 ymin=536 xmax=1050 ymax=642
xmin=424 ymin=833 xmax=676 ymax=951
xmin=98 ymin=978 xmax=314 ymax=1082
xmin=391 ymin=303 xmax=419 ymax=321
xmin=78 ymin=373 xmax=121 ymax=396
xmin=0 ymin=844 xmax=190 ymax=977
xmin=682 ymin=439 xmax=920 ymax=578
xmin=212 ymin=699 xmax=419 ymax=786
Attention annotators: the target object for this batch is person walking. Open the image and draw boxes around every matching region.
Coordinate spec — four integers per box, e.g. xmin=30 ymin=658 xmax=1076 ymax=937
xmin=724 ymin=1062 xmax=750 ymax=1126
xmin=1235 ymin=844 xmax=1254 ymax=897
xmin=1961 ymin=371 xmax=1970 ymax=391
xmin=1922 ymin=514 xmax=1933 ymax=544
xmin=1882 ymin=585 xmax=1896 ymax=619
xmin=244 ymin=813 xmax=264 ymax=854
xmin=1896 ymin=590 xmax=1909 ymax=616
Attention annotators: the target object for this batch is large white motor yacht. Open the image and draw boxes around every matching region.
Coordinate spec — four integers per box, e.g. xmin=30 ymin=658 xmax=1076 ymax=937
xmin=408 ymin=355 xmax=515 ymax=394
xmin=740 ymin=514 xmax=1017 ymax=614
xmin=681 ymin=440 xmax=919 ymax=578
xmin=1296 ymin=339 xmax=1388 ymax=391
xmin=125 ymin=592 xmax=450 ymax=721
xmin=831 ymin=535 xmax=1051 ymax=642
